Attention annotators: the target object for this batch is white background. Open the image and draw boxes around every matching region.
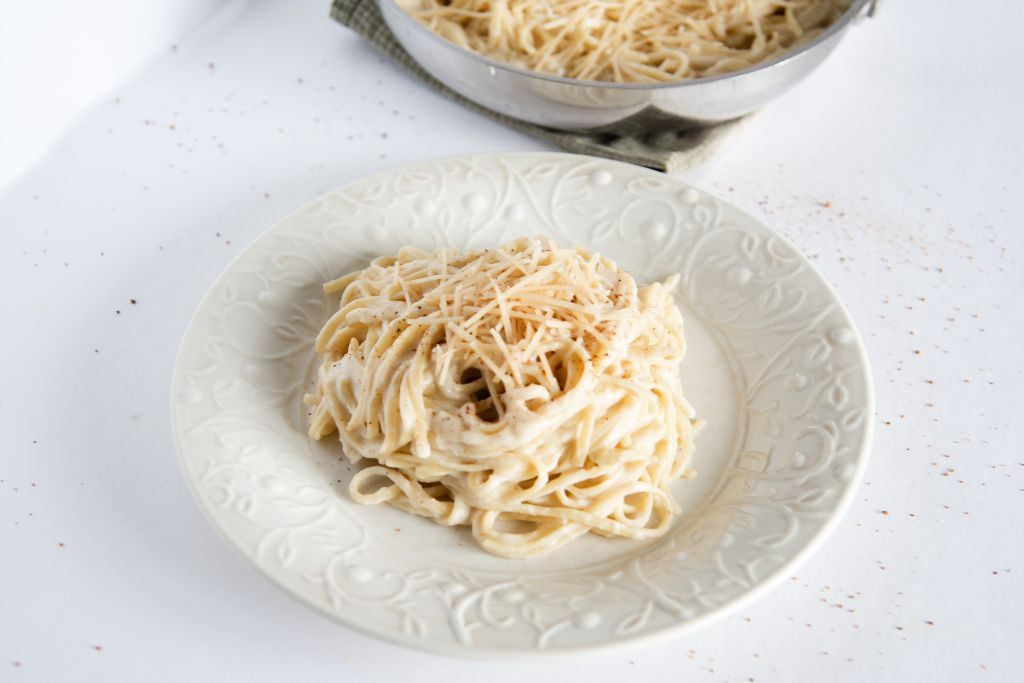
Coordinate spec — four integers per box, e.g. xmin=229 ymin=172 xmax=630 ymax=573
xmin=0 ymin=0 xmax=225 ymax=186
xmin=1 ymin=1 xmax=1022 ymax=681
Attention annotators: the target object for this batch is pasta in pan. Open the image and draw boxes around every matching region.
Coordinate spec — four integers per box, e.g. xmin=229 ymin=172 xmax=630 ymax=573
xmin=397 ymin=0 xmax=850 ymax=83
xmin=306 ymin=237 xmax=698 ymax=558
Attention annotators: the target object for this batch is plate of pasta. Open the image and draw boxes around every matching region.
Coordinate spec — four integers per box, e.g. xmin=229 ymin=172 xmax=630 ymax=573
xmin=172 ymin=152 xmax=873 ymax=657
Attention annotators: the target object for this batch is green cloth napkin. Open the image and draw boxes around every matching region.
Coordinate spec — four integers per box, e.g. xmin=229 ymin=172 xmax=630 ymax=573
xmin=329 ymin=0 xmax=746 ymax=174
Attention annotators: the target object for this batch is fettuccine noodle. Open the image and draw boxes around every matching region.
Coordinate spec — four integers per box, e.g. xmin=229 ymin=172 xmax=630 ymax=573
xmin=306 ymin=237 xmax=698 ymax=557
xmin=397 ymin=0 xmax=850 ymax=83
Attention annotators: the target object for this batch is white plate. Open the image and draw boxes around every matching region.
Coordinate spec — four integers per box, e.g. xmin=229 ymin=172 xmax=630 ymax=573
xmin=172 ymin=152 xmax=873 ymax=658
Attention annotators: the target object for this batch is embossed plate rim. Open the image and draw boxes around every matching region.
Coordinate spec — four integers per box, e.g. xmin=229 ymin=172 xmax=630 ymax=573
xmin=171 ymin=152 xmax=874 ymax=659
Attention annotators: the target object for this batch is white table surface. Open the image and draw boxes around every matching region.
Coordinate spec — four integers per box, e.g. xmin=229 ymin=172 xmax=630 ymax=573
xmin=2 ymin=1 xmax=1021 ymax=681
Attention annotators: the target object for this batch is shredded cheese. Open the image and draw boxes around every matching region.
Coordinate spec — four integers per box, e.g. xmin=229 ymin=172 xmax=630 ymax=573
xmin=305 ymin=237 xmax=697 ymax=558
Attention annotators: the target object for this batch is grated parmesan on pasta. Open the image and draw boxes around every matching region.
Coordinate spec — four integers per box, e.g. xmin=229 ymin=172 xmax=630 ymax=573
xmin=305 ymin=237 xmax=699 ymax=558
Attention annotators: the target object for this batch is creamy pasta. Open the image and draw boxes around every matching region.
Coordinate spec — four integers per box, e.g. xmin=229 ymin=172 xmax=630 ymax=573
xmin=398 ymin=0 xmax=850 ymax=83
xmin=306 ymin=237 xmax=698 ymax=557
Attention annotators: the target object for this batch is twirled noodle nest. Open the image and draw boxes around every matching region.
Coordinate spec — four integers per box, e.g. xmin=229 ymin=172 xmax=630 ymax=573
xmin=306 ymin=237 xmax=698 ymax=557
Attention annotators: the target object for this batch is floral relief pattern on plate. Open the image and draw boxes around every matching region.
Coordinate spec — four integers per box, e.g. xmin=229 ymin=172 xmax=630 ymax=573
xmin=172 ymin=153 xmax=872 ymax=657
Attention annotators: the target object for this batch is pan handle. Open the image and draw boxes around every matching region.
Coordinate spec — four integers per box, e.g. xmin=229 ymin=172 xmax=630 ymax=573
xmin=853 ymin=0 xmax=879 ymax=23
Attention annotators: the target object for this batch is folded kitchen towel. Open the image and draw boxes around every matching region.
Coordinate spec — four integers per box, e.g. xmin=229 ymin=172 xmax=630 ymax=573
xmin=330 ymin=0 xmax=748 ymax=174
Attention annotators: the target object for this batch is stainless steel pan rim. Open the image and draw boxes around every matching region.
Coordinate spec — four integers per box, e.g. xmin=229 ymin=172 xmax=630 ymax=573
xmin=379 ymin=0 xmax=872 ymax=91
